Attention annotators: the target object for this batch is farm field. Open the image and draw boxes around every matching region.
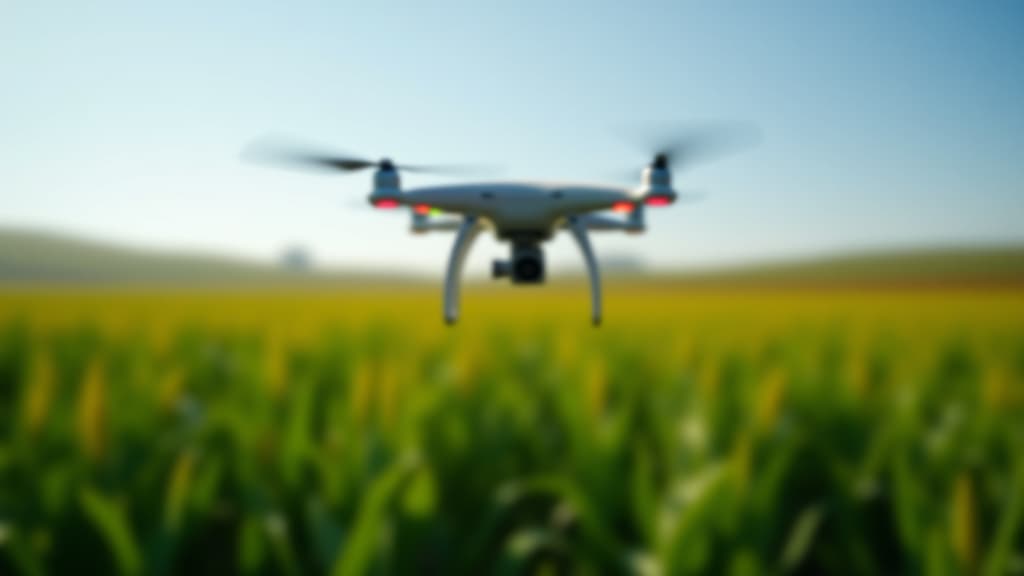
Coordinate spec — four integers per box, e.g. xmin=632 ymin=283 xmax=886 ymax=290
xmin=0 ymin=285 xmax=1023 ymax=575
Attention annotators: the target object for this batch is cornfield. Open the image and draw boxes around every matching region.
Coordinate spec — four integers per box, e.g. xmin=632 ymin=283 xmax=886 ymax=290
xmin=0 ymin=286 xmax=1022 ymax=575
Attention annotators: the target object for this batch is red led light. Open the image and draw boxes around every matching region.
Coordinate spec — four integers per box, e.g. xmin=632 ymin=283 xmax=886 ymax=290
xmin=373 ymin=199 xmax=400 ymax=209
xmin=645 ymin=195 xmax=673 ymax=207
xmin=414 ymin=204 xmax=431 ymax=215
xmin=611 ymin=201 xmax=634 ymax=214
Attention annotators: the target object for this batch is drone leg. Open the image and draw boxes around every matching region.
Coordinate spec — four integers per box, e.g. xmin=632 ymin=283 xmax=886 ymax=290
xmin=443 ymin=216 xmax=484 ymax=325
xmin=568 ymin=217 xmax=602 ymax=326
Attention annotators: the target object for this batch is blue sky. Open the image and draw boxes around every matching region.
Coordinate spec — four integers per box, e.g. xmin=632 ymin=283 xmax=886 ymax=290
xmin=2 ymin=1 xmax=1022 ymax=273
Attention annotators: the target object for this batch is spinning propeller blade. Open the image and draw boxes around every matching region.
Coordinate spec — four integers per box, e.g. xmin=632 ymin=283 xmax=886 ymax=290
xmin=243 ymin=137 xmax=497 ymax=176
xmin=620 ymin=122 xmax=760 ymax=172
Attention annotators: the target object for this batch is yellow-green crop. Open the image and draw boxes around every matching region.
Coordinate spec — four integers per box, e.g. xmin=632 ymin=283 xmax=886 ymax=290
xmin=0 ymin=285 xmax=1022 ymax=575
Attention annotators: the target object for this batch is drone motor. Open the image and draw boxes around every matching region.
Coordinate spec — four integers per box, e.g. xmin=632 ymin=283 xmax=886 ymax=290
xmin=370 ymin=162 xmax=402 ymax=208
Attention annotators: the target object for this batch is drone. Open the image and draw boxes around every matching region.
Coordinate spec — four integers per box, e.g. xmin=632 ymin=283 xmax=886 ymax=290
xmin=247 ymin=128 xmax=752 ymax=325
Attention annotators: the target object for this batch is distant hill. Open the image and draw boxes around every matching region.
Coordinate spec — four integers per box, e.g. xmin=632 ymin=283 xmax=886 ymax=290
xmin=647 ymin=247 xmax=1024 ymax=289
xmin=0 ymin=227 xmax=417 ymax=286
xmin=1 ymin=226 xmax=1023 ymax=288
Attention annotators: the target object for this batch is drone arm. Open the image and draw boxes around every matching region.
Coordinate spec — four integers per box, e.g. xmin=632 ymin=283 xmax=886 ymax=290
xmin=575 ymin=214 xmax=632 ymax=231
xmin=443 ymin=216 xmax=484 ymax=324
xmin=567 ymin=217 xmax=602 ymax=326
xmin=412 ymin=214 xmax=463 ymax=233
xmin=574 ymin=205 xmax=645 ymax=233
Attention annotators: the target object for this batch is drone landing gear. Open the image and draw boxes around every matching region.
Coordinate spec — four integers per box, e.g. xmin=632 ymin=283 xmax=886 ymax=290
xmin=443 ymin=216 xmax=602 ymax=327
xmin=443 ymin=216 xmax=484 ymax=325
xmin=568 ymin=217 xmax=602 ymax=326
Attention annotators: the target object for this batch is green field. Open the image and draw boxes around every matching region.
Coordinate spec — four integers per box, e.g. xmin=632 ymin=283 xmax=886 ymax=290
xmin=1 ymin=285 xmax=1022 ymax=575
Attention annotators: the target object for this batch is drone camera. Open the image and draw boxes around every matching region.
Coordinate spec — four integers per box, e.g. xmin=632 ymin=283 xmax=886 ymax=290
xmin=511 ymin=241 xmax=545 ymax=284
xmin=493 ymin=242 xmax=545 ymax=284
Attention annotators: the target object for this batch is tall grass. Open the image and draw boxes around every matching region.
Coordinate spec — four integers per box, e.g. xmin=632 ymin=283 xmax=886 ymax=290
xmin=0 ymin=287 xmax=1022 ymax=575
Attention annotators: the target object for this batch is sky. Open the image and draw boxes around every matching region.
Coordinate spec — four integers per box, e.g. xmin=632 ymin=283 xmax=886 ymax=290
xmin=2 ymin=0 xmax=1023 ymax=274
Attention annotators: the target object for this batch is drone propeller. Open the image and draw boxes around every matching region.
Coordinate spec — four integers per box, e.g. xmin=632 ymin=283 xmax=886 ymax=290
xmin=621 ymin=122 xmax=760 ymax=173
xmin=243 ymin=137 xmax=496 ymax=176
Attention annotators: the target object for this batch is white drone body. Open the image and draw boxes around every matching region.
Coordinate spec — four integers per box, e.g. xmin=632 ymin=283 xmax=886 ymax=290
xmin=366 ymin=160 xmax=678 ymax=325
xmin=247 ymin=130 xmax=748 ymax=324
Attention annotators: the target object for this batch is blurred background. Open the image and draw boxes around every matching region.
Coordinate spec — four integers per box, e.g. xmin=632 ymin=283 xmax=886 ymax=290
xmin=1 ymin=1 xmax=1023 ymax=574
